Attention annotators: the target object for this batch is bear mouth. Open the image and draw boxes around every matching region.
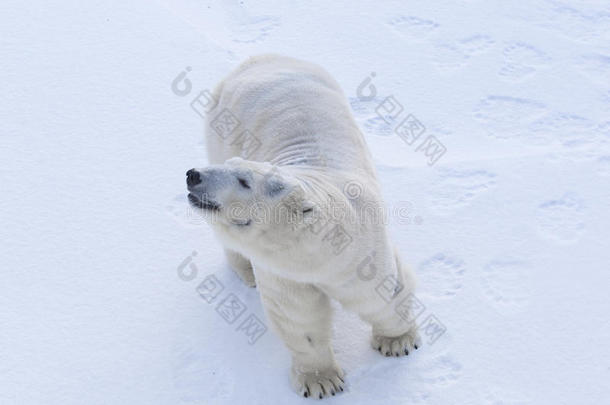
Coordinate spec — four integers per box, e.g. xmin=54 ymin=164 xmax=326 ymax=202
xmin=231 ymin=218 xmax=252 ymax=227
xmin=188 ymin=193 xmax=221 ymax=211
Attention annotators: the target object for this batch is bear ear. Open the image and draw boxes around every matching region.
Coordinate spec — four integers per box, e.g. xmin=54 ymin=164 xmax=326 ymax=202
xmin=264 ymin=175 xmax=287 ymax=197
xmin=261 ymin=166 xmax=296 ymax=196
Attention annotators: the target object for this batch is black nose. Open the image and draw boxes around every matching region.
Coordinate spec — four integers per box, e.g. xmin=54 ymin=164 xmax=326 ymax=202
xmin=186 ymin=169 xmax=201 ymax=187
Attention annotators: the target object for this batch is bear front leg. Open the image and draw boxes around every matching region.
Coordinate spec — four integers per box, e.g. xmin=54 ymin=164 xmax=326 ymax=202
xmin=329 ymin=249 xmax=421 ymax=357
xmin=365 ymin=253 xmax=422 ymax=357
xmin=254 ymin=268 xmax=345 ymax=399
xmin=224 ymin=248 xmax=256 ymax=287
xmin=345 ymin=287 xmax=421 ymax=357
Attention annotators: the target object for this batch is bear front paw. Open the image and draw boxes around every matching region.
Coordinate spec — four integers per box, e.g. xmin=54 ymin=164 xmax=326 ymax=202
xmin=372 ymin=327 xmax=421 ymax=357
xmin=291 ymin=365 xmax=345 ymax=399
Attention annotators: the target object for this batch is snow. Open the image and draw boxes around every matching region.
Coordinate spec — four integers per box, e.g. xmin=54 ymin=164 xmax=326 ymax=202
xmin=1 ymin=0 xmax=609 ymax=404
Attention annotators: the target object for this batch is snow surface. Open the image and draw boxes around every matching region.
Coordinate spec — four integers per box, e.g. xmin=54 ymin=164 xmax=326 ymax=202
xmin=2 ymin=0 xmax=610 ymax=404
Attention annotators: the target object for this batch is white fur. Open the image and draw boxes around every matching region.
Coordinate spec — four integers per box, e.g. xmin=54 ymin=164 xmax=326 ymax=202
xmin=196 ymin=54 xmax=420 ymax=398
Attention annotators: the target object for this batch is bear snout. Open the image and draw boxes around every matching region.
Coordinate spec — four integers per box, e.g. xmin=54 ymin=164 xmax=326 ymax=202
xmin=186 ymin=169 xmax=201 ymax=188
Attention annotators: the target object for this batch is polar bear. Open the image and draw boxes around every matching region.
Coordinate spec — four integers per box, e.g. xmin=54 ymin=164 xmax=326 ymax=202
xmin=186 ymin=54 xmax=420 ymax=398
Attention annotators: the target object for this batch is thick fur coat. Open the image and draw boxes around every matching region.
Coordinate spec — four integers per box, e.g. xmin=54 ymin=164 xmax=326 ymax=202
xmin=186 ymin=54 xmax=419 ymax=399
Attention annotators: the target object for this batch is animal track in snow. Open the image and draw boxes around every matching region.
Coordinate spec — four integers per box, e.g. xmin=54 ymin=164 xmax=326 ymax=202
xmin=529 ymin=112 xmax=595 ymax=147
xmin=595 ymin=123 xmax=610 ymax=152
xmin=231 ymin=16 xmax=280 ymax=43
xmin=418 ymin=254 xmax=465 ymax=299
xmin=432 ymin=34 xmax=494 ymax=71
xmin=362 ymin=115 xmax=395 ymax=137
xmin=481 ymin=260 xmax=531 ymax=310
xmin=535 ymin=3 xmax=610 ymax=44
xmin=536 ymin=193 xmax=585 ymax=244
xmin=575 ymin=53 xmax=610 ymax=85
xmin=349 ymin=94 xmax=409 ymax=138
xmin=459 ymin=34 xmax=495 ymax=56
xmin=599 ymin=121 xmax=610 ymax=135
xmin=432 ymin=43 xmax=467 ymax=71
xmin=387 ymin=15 xmax=439 ymax=41
xmin=473 ymin=95 xmax=548 ymax=140
xmin=418 ymin=354 xmax=462 ymax=388
xmin=474 ymin=96 xmax=599 ymax=149
xmin=349 ymin=96 xmax=387 ymax=120
xmin=350 ymin=96 xmax=379 ymax=117
xmin=429 ymin=169 xmax=497 ymax=214
xmin=499 ymin=42 xmax=550 ymax=81
xmin=596 ymin=156 xmax=610 ymax=176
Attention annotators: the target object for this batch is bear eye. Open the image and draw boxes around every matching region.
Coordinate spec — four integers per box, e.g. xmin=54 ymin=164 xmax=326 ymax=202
xmin=237 ymin=177 xmax=251 ymax=189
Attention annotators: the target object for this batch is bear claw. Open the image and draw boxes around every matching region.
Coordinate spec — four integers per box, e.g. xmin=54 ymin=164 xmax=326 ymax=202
xmin=371 ymin=327 xmax=421 ymax=357
xmin=292 ymin=366 xmax=345 ymax=399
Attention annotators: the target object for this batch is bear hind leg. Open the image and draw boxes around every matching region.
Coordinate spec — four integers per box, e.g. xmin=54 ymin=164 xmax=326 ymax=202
xmin=255 ymin=268 xmax=345 ymax=398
